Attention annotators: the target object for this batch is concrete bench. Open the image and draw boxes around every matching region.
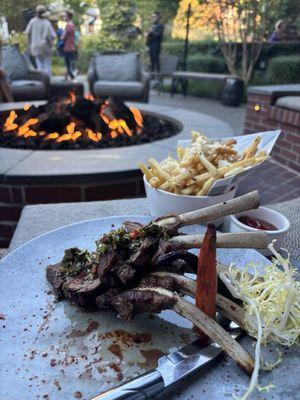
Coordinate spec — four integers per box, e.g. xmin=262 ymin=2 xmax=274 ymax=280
xmin=171 ymin=71 xmax=240 ymax=97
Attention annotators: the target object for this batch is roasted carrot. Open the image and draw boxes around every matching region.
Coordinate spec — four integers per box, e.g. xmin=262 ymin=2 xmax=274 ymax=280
xmin=193 ymin=224 xmax=217 ymax=344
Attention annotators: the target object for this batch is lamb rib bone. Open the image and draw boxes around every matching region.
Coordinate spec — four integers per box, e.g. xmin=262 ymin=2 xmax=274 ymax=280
xmin=150 ymin=272 xmax=246 ymax=329
xmin=169 ymin=231 xmax=268 ymax=249
xmin=137 ymin=286 xmax=254 ymax=375
xmin=156 ymin=190 xmax=260 ymax=230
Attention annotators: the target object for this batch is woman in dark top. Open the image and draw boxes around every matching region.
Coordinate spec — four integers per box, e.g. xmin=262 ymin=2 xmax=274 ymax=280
xmin=146 ymin=11 xmax=164 ymax=74
xmin=268 ymin=20 xmax=286 ymax=43
xmin=62 ymin=10 xmax=76 ymax=80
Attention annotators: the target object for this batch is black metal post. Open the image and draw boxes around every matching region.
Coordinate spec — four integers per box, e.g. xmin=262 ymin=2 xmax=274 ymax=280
xmin=183 ymin=2 xmax=191 ymax=70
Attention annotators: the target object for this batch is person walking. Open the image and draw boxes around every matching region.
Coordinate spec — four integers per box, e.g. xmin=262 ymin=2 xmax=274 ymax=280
xmin=146 ymin=11 xmax=164 ymax=75
xmin=25 ymin=5 xmax=56 ymax=77
xmin=62 ymin=10 xmax=76 ymax=80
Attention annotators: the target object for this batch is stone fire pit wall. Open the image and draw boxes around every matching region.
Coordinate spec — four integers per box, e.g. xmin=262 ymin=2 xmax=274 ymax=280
xmin=244 ymin=85 xmax=300 ymax=173
xmin=0 ymin=104 xmax=233 ymax=247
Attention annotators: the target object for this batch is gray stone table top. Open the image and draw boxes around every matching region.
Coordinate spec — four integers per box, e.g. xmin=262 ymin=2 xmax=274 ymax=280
xmin=9 ymin=198 xmax=149 ymax=251
xmin=7 ymin=198 xmax=300 ymax=400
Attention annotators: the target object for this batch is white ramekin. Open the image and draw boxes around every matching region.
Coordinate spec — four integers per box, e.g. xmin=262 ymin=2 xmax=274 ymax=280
xmin=144 ymin=175 xmax=236 ymax=226
xmin=230 ymin=206 xmax=290 ymax=256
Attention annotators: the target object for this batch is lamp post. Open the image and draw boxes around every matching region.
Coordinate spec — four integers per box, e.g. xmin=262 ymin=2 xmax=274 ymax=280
xmin=183 ymin=2 xmax=191 ymax=70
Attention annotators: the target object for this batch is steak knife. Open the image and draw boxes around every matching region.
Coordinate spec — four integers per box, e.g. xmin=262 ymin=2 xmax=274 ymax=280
xmin=90 ymin=322 xmax=242 ymax=400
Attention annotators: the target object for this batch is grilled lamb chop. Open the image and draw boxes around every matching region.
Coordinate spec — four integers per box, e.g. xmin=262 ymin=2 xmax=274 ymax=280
xmin=97 ymin=288 xmax=176 ymax=322
xmin=46 ymin=263 xmax=65 ymax=300
xmin=46 ymin=191 xmax=267 ymax=375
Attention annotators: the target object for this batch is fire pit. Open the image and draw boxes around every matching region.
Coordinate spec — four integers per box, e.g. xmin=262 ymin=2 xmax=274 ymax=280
xmin=0 ymin=93 xmax=180 ymax=150
xmin=0 ymin=100 xmax=234 ymax=247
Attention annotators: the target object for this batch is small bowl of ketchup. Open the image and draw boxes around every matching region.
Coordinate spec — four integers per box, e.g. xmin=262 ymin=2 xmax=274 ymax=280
xmin=230 ymin=206 xmax=290 ymax=256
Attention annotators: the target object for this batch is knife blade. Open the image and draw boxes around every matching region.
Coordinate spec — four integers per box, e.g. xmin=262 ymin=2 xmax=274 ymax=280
xmin=90 ymin=322 xmax=242 ymax=400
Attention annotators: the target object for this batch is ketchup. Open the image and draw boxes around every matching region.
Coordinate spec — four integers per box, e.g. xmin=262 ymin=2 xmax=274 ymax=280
xmin=238 ymin=215 xmax=277 ymax=231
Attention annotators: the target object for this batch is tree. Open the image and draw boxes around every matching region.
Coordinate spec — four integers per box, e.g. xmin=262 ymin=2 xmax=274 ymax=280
xmin=0 ymin=0 xmax=50 ymax=32
xmin=135 ymin=0 xmax=179 ymax=34
xmin=96 ymin=0 xmax=138 ymax=49
xmin=62 ymin=0 xmax=95 ymax=26
xmin=203 ymin=0 xmax=287 ymax=84
xmin=172 ymin=0 xmax=217 ymax=40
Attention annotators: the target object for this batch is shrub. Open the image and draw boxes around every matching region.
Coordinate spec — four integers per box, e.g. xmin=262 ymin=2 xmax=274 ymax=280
xmin=266 ymin=56 xmax=300 ymax=84
xmin=187 ymin=54 xmax=227 ymax=73
xmin=162 ymin=39 xmax=222 ymax=58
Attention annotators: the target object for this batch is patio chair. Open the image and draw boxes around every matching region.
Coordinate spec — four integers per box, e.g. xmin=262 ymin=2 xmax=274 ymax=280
xmin=87 ymin=52 xmax=150 ymax=102
xmin=1 ymin=44 xmax=50 ymax=101
xmin=156 ymin=54 xmax=180 ymax=94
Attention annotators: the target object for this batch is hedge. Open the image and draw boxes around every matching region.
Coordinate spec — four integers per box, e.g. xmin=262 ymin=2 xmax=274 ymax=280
xmin=266 ymin=55 xmax=300 ymax=84
xmin=187 ymin=54 xmax=227 ymax=73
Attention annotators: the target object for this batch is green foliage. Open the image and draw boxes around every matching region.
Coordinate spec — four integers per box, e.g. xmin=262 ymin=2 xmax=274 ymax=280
xmin=187 ymin=54 xmax=227 ymax=73
xmin=0 ymin=0 xmax=51 ymax=32
xmin=163 ymin=39 xmax=222 ymax=58
xmin=135 ymin=0 xmax=179 ymax=32
xmin=62 ymin=0 xmax=94 ymax=26
xmin=2 ymin=31 xmax=27 ymax=52
xmin=96 ymin=0 xmax=139 ymax=50
xmin=266 ymin=56 xmax=300 ymax=84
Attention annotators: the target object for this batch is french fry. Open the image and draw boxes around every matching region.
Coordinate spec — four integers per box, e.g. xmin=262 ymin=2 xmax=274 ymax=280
xmin=224 ymin=167 xmax=243 ymax=177
xmin=139 ymin=132 xmax=268 ymax=197
xmin=149 ymin=176 xmax=160 ymax=188
xmin=181 ymin=184 xmax=199 ymax=195
xmin=197 ymin=176 xmax=216 ymax=196
xmin=244 ymin=136 xmax=261 ymax=159
xmin=148 ymin=158 xmax=171 ymax=181
xmin=223 ymin=139 xmax=237 ymax=146
xmin=138 ymin=162 xmax=152 ymax=181
xmin=177 ymin=146 xmax=185 ymax=161
xmin=198 ymin=152 xmax=222 ymax=179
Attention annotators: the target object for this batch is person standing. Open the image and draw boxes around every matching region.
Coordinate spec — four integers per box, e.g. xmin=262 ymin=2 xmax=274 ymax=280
xmin=62 ymin=10 xmax=76 ymax=80
xmin=25 ymin=5 xmax=56 ymax=77
xmin=146 ymin=11 xmax=164 ymax=75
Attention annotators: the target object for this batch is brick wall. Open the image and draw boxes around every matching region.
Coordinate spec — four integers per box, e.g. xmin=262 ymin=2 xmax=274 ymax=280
xmin=244 ymin=92 xmax=300 ymax=173
xmin=0 ymin=177 xmax=145 ymax=247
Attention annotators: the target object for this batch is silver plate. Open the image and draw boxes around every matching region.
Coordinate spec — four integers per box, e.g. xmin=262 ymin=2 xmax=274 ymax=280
xmin=0 ymin=216 xmax=298 ymax=400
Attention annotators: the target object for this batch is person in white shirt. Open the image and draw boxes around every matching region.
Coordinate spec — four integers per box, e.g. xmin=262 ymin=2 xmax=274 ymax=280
xmin=25 ymin=5 xmax=56 ymax=77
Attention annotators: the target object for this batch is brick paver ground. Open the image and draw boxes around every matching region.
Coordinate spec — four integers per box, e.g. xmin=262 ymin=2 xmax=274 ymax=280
xmin=236 ymin=159 xmax=300 ymax=205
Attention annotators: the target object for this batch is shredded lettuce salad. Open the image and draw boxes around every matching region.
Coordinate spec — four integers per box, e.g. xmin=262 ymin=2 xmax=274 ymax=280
xmin=219 ymin=242 xmax=300 ymax=399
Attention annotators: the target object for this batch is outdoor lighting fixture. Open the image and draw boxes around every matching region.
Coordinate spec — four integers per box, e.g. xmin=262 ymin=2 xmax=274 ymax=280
xmin=254 ymin=104 xmax=261 ymax=112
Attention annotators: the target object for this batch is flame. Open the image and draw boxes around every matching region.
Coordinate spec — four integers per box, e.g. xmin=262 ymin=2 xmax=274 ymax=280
xmin=72 ymin=131 xmax=82 ymax=140
xmin=84 ymin=94 xmax=94 ymax=101
xmin=4 ymin=111 xmax=18 ymax=131
xmin=24 ymin=130 xmax=37 ymax=138
xmin=108 ymin=119 xmax=118 ymax=130
xmin=130 ymin=107 xmax=143 ymax=128
xmin=86 ymin=129 xmax=102 ymax=142
xmin=69 ymin=91 xmax=76 ymax=104
xmin=120 ymin=119 xmax=132 ymax=136
xmin=66 ymin=122 xmax=76 ymax=134
xmin=4 ymin=99 xmax=143 ymax=145
xmin=57 ymin=133 xmax=73 ymax=143
xmin=17 ymin=118 xmax=39 ymax=137
xmin=18 ymin=125 xmax=29 ymax=136
xmin=102 ymin=115 xmax=110 ymax=124
xmin=110 ymin=130 xmax=118 ymax=139
xmin=45 ymin=132 xmax=59 ymax=140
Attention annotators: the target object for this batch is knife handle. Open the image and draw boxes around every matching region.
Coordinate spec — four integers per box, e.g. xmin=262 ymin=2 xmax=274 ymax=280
xmin=90 ymin=369 xmax=164 ymax=400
